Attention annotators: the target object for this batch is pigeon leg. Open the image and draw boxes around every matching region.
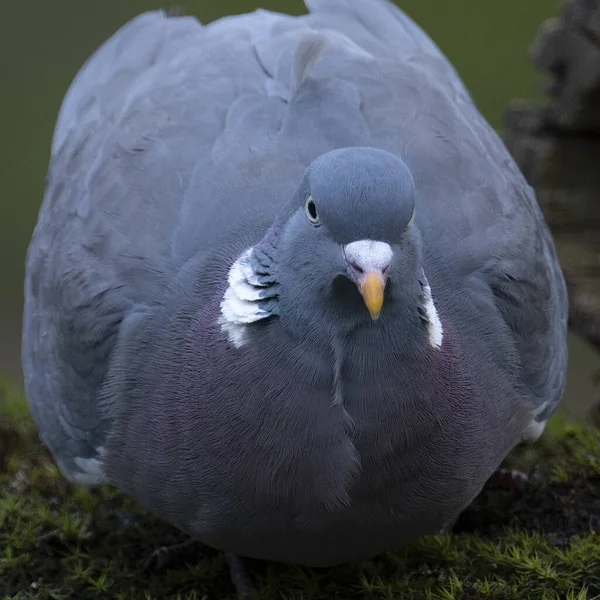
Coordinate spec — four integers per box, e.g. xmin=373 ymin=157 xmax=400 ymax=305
xmin=439 ymin=517 xmax=458 ymax=534
xmin=486 ymin=467 xmax=528 ymax=489
xmin=225 ymin=552 xmax=255 ymax=599
xmin=142 ymin=537 xmax=208 ymax=572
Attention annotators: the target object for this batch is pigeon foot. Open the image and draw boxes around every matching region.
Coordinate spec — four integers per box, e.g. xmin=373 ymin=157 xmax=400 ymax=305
xmin=486 ymin=467 xmax=529 ymax=489
xmin=141 ymin=537 xmax=208 ymax=572
xmin=226 ymin=552 xmax=255 ymax=599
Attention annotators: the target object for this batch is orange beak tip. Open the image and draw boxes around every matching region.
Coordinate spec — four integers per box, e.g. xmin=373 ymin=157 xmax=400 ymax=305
xmin=361 ymin=272 xmax=385 ymax=320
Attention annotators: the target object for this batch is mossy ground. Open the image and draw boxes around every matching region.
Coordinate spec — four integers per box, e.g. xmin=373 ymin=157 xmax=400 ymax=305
xmin=1 ymin=376 xmax=599 ymax=600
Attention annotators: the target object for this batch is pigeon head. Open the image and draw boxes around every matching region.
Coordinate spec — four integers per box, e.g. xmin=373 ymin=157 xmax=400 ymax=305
xmin=276 ymin=147 xmax=421 ymax=324
xmin=219 ymin=147 xmax=434 ymax=348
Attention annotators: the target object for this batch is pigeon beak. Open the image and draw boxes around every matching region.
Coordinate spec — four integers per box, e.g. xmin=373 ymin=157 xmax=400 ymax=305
xmin=360 ymin=272 xmax=386 ymax=320
xmin=343 ymin=240 xmax=393 ymax=321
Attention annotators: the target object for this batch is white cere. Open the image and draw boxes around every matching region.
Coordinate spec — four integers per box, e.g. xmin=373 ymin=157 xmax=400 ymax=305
xmin=343 ymin=240 xmax=393 ymax=272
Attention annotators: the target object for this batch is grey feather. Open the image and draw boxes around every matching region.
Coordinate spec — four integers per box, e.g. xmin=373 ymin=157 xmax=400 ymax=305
xmin=291 ymin=35 xmax=326 ymax=93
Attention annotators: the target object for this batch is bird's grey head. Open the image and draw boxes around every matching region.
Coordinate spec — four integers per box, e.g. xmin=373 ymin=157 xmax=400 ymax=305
xmin=219 ymin=146 xmax=442 ymax=349
xmin=275 ymin=147 xmax=421 ymax=326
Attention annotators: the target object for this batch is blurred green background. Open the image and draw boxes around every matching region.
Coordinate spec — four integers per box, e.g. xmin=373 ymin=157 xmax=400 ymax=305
xmin=1 ymin=0 xmax=598 ymax=417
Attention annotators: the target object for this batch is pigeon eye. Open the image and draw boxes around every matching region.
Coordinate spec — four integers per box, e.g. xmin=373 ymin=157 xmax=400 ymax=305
xmin=305 ymin=195 xmax=320 ymax=225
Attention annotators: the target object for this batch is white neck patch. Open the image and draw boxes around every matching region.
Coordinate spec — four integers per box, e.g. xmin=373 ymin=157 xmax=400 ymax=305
xmin=218 ymin=248 xmax=272 ymax=348
xmin=420 ymin=276 xmax=443 ymax=349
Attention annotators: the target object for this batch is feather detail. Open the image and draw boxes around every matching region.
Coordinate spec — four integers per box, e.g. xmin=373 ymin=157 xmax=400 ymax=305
xmin=218 ymin=247 xmax=277 ymax=348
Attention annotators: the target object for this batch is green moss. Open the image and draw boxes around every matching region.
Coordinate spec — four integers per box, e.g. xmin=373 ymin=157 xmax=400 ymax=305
xmin=1 ymin=375 xmax=599 ymax=600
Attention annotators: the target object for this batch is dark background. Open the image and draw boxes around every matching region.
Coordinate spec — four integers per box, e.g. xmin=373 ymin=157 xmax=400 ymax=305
xmin=2 ymin=0 xmax=596 ymax=417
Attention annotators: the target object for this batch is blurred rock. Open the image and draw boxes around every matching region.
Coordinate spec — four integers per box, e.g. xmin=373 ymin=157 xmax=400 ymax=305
xmin=503 ymin=0 xmax=600 ymax=423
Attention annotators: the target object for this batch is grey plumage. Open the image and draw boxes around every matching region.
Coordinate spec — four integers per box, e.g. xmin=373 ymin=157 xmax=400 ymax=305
xmin=23 ymin=0 xmax=567 ymax=570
